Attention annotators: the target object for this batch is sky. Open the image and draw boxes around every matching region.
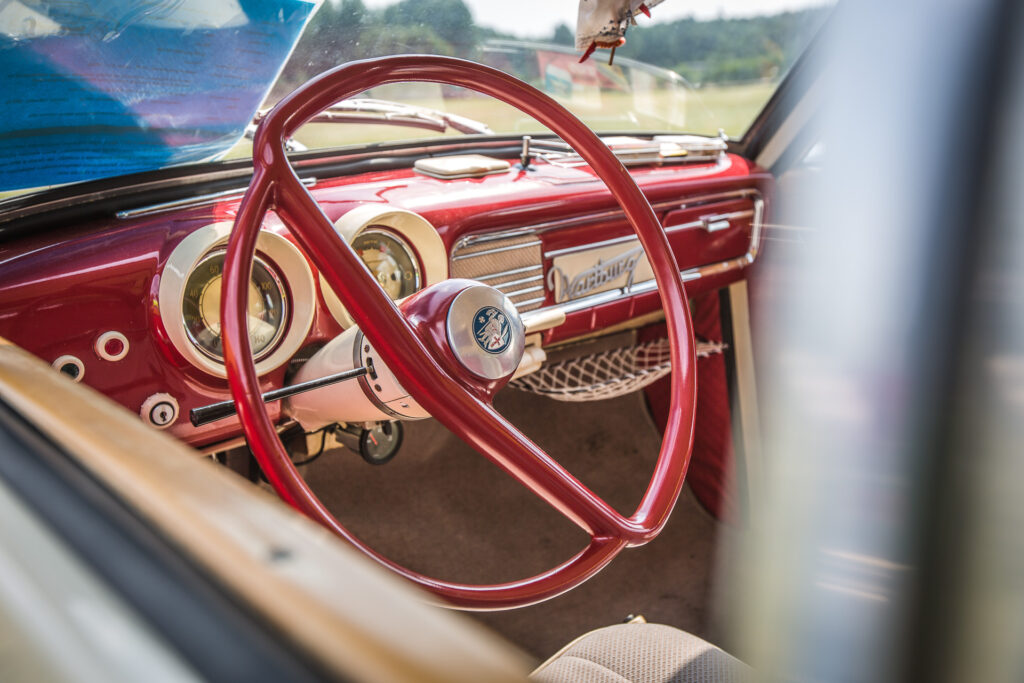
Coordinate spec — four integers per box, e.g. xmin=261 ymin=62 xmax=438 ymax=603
xmin=360 ymin=0 xmax=831 ymax=38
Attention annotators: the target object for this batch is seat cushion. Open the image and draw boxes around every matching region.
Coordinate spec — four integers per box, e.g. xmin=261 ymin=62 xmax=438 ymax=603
xmin=530 ymin=623 xmax=751 ymax=683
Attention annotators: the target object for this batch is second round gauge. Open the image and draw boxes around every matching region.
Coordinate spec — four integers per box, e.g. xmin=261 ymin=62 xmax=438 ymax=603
xmin=351 ymin=229 xmax=420 ymax=299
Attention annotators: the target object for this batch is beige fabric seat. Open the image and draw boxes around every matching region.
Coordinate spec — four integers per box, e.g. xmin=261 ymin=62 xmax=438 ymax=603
xmin=530 ymin=623 xmax=751 ymax=683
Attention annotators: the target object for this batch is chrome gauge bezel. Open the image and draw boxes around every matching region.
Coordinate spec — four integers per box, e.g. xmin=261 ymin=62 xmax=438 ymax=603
xmin=319 ymin=205 xmax=448 ymax=329
xmin=182 ymin=250 xmax=290 ymax=363
xmin=158 ymin=221 xmax=316 ymax=379
xmin=350 ymin=228 xmax=422 ymax=298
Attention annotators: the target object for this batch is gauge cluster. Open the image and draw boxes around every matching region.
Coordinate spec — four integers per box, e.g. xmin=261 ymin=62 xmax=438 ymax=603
xmin=157 ymin=207 xmax=448 ymax=380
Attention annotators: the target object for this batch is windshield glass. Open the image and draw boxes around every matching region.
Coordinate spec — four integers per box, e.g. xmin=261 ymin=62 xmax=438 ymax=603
xmin=259 ymin=0 xmax=831 ymax=154
xmin=0 ymin=0 xmax=831 ymax=193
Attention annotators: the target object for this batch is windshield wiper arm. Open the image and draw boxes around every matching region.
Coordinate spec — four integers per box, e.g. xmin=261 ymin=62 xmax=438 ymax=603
xmin=247 ymin=97 xmax=492 ymax=147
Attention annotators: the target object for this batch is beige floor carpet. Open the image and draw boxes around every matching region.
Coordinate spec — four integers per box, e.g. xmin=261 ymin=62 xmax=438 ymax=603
xmin=300 ymin=387 xmax=727 ymax=659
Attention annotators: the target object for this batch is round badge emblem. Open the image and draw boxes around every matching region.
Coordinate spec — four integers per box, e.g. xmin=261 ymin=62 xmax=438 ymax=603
xmin=472 ymin=306 xmax=512 ymax=354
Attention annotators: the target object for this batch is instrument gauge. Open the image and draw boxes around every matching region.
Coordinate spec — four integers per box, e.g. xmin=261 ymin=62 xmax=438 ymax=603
xmin=318 ymin=206 xmax=447 ymax=329
xmin=181 ymin=251 xmax=288 ymax=362
xmin=351 ymin=229 xmax=420 ymax=299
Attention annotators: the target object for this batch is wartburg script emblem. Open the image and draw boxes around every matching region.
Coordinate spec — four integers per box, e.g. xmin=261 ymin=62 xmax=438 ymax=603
xmin=547 ymin=245 xmax=645 ymax=303
xmin=473 ymin=306 xmax=511 ymax=354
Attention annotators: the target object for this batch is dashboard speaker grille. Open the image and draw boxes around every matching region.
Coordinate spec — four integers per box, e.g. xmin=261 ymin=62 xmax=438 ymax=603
xmin=450 ymin=234 xmax=545 ymax=311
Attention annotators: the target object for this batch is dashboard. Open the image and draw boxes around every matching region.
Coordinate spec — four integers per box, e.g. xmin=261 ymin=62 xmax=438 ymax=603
xmin=0 ymin=150 xmax=771 ymax=451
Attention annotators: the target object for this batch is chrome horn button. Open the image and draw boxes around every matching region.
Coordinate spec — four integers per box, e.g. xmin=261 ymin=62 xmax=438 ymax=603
xmin=446 ymin=285 xmax=525 ymax=380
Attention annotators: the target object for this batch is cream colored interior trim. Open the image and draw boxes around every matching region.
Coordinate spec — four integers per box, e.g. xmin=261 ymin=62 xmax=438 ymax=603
xmin=727 ymin=281 xmax=762 ymax=514
xmin=0 ymin=339 xmax=530 ymax=683
xmin=157 ymin=222 xmax=316 ymax=378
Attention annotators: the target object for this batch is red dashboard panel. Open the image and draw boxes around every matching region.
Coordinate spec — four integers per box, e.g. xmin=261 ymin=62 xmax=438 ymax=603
xmin=0 ymin=153 xmax=771 ymax=449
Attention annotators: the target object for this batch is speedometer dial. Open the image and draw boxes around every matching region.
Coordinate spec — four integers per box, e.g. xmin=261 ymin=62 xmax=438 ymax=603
xmin=181 ymin=251 xmax=288 ymax=362
xmin=351 ymin=229 xmax=420 ymax=299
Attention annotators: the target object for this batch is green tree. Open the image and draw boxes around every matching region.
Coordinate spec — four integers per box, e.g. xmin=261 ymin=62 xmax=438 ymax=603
xmin=381 ymin=0 xmax=476 ymax=56
xmin=551 ymin=23 xmax=574 ymax=46
xmin=359 ymin=24 xmax=454 ymax=57
xmin=336 ymin=0 xmax=366 ymax=33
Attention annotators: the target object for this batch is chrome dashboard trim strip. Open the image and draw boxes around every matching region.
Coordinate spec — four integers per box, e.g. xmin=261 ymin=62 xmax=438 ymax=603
xmin=543 ymin=208 xmax=757 ymax=258
xmin=116 ymin=177 xmax=317 ymax=219
xmin=544 ymin=235 xmax=638 ymax=259
xmin=515 ymin=295 xmax=548 ymax=308
xmin=489 ymin=274 xmax=544 ymax=289
xmin=450 ymin=238 xmax=542 ymax=261
xmin=476 ymin=264 xmax=544 ymax=280
xmin=454 ymin=188 xmax=763 ymax=255
xmin=453 ymin=227 xmax=541 ymax=249
xmin=500 ymin=284 xmax=544 ymax=297
xmin=522 ymin=193 xmax=764 ymax=317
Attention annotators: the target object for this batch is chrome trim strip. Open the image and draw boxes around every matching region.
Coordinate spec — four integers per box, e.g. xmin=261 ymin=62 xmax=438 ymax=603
xmin=545 ymin=288 xmax=622 ymax=315
xmin=450 ymin=189 xmax=763 ymax=319
xmin=462 ymin=188 xmax=761 ymax=249
xmin=452 ymin=227 xmax=541 ymax=250
xmin=476 ymin=264 xmax=543 ymax=280
xmin=450 ymin=239 xmax=542 ymax=261
xmin=489 ymin=274 xmax=544 ymax=289
xmin=529 ymin=194 xmax=764 ymax=318
xmin=544 ymin=235 xmax=637 ymax=259
xmin=514 ymin=296 xmax=547 ymax=308
xmin=116 ymin=177 xmax=317 ymax=219
xmin=666 ymin=209 xmax=753 ymax=232
xmin=501 ymin=284 xmax=544 ymax=297
xmin=544 ymin=208 xmax=757 ymax=258
xmin=663 ymin=219 xmax=704 ymax=232
xmin=452 ymin=189 xmax=760 ymax=252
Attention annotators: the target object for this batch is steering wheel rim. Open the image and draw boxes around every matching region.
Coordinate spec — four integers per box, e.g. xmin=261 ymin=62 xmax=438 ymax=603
xmin=223 ymin=55 xmax=698 ymax=610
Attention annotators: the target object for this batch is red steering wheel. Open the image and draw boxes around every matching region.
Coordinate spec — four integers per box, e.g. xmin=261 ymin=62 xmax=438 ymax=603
xmin=223 ymin=56 xmax=697 ymax=610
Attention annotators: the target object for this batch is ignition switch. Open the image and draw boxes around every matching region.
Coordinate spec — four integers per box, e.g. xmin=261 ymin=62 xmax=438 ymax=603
xmin=141 ymin=393 xmax=179 ymax=429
